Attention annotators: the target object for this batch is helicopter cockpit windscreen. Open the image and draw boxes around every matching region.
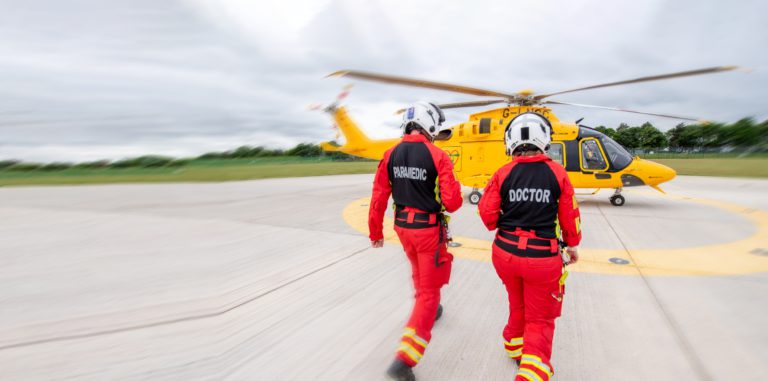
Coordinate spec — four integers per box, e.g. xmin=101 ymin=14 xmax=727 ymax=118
xmin=601 ymin=136 xmax=633 ymax=170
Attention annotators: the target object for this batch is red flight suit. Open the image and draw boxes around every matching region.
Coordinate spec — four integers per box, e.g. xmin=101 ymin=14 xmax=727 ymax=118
xmin=478 ymin=154 xmax=581 ymax=381
xmin=369 ymin=133 xmax=463 ymax=367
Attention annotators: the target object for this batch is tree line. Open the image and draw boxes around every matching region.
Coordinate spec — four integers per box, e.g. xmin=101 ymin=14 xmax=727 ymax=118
xmin=593 ymin=118 xmax=768 ymax=152
xmin=0 ymin=143 xmax=358 ymax=172
xmin=2 ymin=118 xmax=766 ymax=172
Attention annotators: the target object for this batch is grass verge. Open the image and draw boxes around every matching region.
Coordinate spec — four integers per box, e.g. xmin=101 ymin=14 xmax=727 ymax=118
xmin=0 ymin=160 xmax=378 ymax=186
xmin=651 ymin=158 xmax=768 ymax=178
xmin=1 ymin=157 xmax=766 ymax=187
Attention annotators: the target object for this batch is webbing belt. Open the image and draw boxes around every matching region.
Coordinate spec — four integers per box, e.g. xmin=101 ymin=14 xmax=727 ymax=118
xmin=394 ymin=209 xmax=439 ymax=229
xmin=501 ymin=226 xmax=557 ymax=239
xmin=495 ymin=230 xmax=558 ymax=258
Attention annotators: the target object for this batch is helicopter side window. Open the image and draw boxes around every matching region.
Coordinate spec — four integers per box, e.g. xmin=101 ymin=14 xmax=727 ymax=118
xmin=479 ymin=118 xmax=491 ymax=134
xmin=547 ymin=142 xmax=564 ymax=166
xmin=580 ymin=138 xmax=608 ymax=171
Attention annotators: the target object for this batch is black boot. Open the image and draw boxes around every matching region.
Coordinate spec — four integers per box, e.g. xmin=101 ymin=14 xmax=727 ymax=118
xmin=386 ymin=359 xmax=415 ymax=381
xmin=434 ymin=304 xmax=443 ymax=322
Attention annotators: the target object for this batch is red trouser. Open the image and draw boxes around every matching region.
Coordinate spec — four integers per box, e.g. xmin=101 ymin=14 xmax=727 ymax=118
xmin=393 ymin=224 xmax=453 ymax=367
xmin=492 ymin=231 xmax=564 ymax=381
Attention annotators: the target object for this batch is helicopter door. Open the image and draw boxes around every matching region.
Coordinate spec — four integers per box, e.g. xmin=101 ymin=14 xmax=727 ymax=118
xmin=579 ymin=138 xmax=609 ymax=172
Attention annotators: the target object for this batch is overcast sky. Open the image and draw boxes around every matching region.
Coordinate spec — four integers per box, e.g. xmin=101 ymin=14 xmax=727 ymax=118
xmin=1 ymin=0 xmax=766 ymax=162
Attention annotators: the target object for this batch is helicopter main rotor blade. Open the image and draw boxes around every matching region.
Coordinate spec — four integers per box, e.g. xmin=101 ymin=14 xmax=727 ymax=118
xmin=395 ymin=99 xmax=509 ymax=114
xmin=439 ymin=99 xmax=510 ymax=109
xmin=534 ymin=66 xmax=738 ymax=101
xmin=544 ymin=101 xmax=700 ymax=121
xmin=329 ymin=70 xmax=519 ymax=99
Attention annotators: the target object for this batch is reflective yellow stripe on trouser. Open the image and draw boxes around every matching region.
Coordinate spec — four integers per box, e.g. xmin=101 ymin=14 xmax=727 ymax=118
xmin=517 ymin=368 xmax=544 ymax=381
xmin=504 ymin=336 xmax=523 ymax=358
xmin=518 ymin=354 xmax=553 ymax=381
xmin=397 ymin=343 xmax=422 ymax=364
xmin=398 ymin=328 xmax=428 ymax=365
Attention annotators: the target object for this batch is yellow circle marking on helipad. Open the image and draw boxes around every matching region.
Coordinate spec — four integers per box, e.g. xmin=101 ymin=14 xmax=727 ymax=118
xmin=343 ymin=194 xmax=768 ymax=277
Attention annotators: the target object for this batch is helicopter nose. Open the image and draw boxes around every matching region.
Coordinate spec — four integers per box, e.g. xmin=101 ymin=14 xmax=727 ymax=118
xmin=640 ymin=160 xmax=677 ymax=185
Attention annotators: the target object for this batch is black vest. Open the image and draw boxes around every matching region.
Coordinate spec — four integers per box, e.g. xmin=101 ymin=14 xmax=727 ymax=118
xmin=388 ymin=142 xmax=441 ymax=213
xmin=498 ymin=162 xmax=561 ymax=238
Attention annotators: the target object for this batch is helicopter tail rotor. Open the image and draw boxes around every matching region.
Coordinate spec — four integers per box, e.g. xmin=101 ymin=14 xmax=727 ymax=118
xmin=307 ymin=84 xmax=354 ymax=113
xmin=308 ymin=85 xmax=354 ymax=139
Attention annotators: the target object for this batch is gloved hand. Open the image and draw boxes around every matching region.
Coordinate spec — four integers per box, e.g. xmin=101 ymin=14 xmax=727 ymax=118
xmin=566 ymin=246 xmax=579 ymax=264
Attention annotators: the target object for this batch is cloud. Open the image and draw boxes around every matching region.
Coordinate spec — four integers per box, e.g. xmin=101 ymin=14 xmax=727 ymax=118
xmin=0 ymin=0 xmax=765 ymax=161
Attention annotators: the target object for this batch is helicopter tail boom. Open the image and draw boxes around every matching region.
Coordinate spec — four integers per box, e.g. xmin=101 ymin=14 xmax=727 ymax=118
xmin=318 ymin=106 xmax=396 ymax=161
xmin=331 ymin=107 xmax=372 ymax=145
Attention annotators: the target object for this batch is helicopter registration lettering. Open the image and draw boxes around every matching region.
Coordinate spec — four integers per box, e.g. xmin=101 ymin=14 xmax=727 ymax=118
xmin=501 ymin=108 xmax=551 ymax=119
xmin=509 ymin=188 xmax=551 ymax=203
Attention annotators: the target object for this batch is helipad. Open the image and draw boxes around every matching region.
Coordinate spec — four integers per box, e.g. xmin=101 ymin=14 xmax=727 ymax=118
xmin=342 ymin=191 xmax=768 ymax=276
xmin=0 ymin=175 xmax=766 ymax=380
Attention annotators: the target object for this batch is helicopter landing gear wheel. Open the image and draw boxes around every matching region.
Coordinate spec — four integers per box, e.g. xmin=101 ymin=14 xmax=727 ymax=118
xmin=609 ymin=188 xmax=625 ymax=206
xmin=610 ymin=194 xmax=625 ymax=206
xmin=469 ymin=189 xmax=482 ymax=205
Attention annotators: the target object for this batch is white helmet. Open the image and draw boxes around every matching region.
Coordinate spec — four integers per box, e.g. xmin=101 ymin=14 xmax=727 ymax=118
xmin=504 ymin=112 xmax=552 ymax=155
xmin=401 ymin=101 xmax=445 ymax=138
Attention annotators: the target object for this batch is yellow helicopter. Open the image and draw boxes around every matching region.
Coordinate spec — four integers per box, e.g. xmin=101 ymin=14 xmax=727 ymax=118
xmin=317 ymin=66 xmax=738 ymax=206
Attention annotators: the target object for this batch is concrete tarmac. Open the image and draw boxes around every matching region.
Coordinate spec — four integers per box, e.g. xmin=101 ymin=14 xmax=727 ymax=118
xmin=0 ymin=175 xmax=766 ymax=380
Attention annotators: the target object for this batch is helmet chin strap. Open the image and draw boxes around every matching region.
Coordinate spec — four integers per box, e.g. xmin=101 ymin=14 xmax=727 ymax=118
xmin=410 ymin=129 xmax=434 ymax=142
xmin=511 ymin=143 xmax=544 ymax=157
xmin=405 ymin=121 xmax=436 ymax=142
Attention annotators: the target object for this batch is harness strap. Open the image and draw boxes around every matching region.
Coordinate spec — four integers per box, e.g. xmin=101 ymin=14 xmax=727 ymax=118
xmin=500 ymin=226 xmax=557 ymax=239
xmin=518 ymin=236 xmax=528 ymax=250
xmin=393 ymin=205 xmax=445 ymax=267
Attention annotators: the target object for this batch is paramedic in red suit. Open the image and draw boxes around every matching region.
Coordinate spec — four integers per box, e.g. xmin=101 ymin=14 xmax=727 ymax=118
xmin=368 ymin=102 xmax=463 ymax=381
xmin=478 ymin=113 xmax=581 ymax=381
